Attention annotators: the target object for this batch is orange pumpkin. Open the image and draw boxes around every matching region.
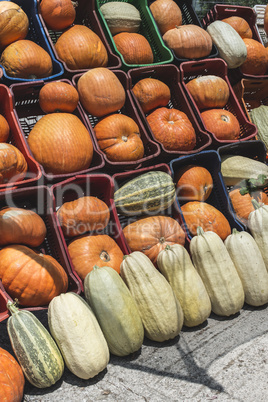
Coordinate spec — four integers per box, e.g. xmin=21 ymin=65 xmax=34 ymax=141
xmin=0 ymin=347 xmax=25 ymax=402
xmin=27 ymin=113 xmax=93 ymax=174
xmin=55 ymin=25 xmax=108 ymax=70
xmin=132 ymin=77 xmax=171 ymax=113
xmin=77 ymin=68 xmax=126 ymax=117
xmin=0 ymin=1 xmax=29 ymax=50
xmin=39 ymin=81 xmax=79 ymax=113
xmin=146 ymin=107 xmax=196 ymax=151
xmin=0 ymin=114 xmax=10 ymax=142
xmin=201 ymin=109 xmax=240 ymax=141
xmin=57 ymin=196 xmax=110 ymax=237
xmin=0 ymin=207 xmax=47 ymax=246
xmin=163 ymin=24 xmax=213 ymax=59
xmin=0 ymin=245 xmax=68 ymax=306
xmin=240 ymin=38 xmax=268 ymax=75
xmin=180 ymin=201 xmax=231 ymax=240
xmin=68 ymin=234 xmax=124 ymax=280
xmin=0 ymin=143 xmax=27 ymax=184
xmin=113 ymin=32 xmax=154 ymax=64
xmin=94 ymin=114 xmax=144 ymax=162
xmin=175 ymin=165 xmax=213 ymax=202
xmin=221 ymin=16 xmax=253 ymax=39
xmin=149 ymin=0 xmax=182 ymax=35
xmin=185 ymin=75 xmax=230 ymax=110
xmin=229 ymin=188 xmax=268 ymax=222
xmin=39 ymin=0 xmax=76 ymax=31
xmin=122 ymin=215 xmax=185 ymax=265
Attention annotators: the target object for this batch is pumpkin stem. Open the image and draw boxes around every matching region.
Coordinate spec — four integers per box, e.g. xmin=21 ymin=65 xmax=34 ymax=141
xmin=196 ymin=226 xmax=204 ymax=235
xmin=165 ymin=244 xmax=172 ymax=251
xmin=252 ymin=199 xmax=261 ymax=210
xmin=6 ymin=299 xmax=19 ymax=315
xmin=159 ymin=237 xmax=166 ymax=244
xmin=99 ymin=250 xmax=110 ymax=262
xmin=93 ymin=265 xmax=100 ymax=270
xmin=71 ymin=1 xmax=78 ymax=8
xmin=232 ymin=228 xmax=239 ymax=235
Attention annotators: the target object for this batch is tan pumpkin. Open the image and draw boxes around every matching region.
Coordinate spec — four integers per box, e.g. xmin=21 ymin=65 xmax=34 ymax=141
xmin=264 ymin=4 xmax=268 ymax=36
xmin=39 ymin=0 xmax=76 ymax=31
xmin=240 ymin=38 xmax=268 ymax=75
xmin=132 ymin=78 xmax=171 ymax=113
xmin=57 ymin=196 xmax=110 ymax=237
xmin=113 ymin=32 xmax=154 ymax=64
xmin=122 ymin=215 xmax=186 ymax=265
xmin=201 ymin=109 xmax=240 ymax=141
xmin=77 ymin=68 xmax=126 ymax=117
xmin=100 ymin=1 xmax=141 ymax=35
xmin=146 ymin=107 xmax=196 ymax=151
xmin=0 ymin=39 xmax=53 ymax=79
xmin=149 ymin=0 xmax=182 ymax=36
xmin=175 ymin=165 xmax=213 ymax=202
xmin=39 ymin=81 xmax=79 ymax=113
xmin=55 ymin=25 xmax=108 ymax=70
xmin=163 ymin=24 xmax=213 ymax=59
xmin=221 ymin=16 xmax=253 ymax=39
xmin=0 ymin=143 xmax=27 ymax=184
xmin=0 ymin=346 xmax=25 ymax=402
xmin=27 ymin=113 xmax=93 ymax=175
xmin=180 ymin=201 xmax=231 ymax=240
xmin=0 ymin=244 xmax=68 ymax=306
xmin=0 ymin=114 xmax=10 ymax=142
xmin=229 ymin=188 xmax=268 ymax=222
xmin=68 ymin=234 xmax=124 ymax=280
xmin=0 ymin=1 xmax=29 ymax=50
xmin=94 ymin=114 xmax=144 ymax=162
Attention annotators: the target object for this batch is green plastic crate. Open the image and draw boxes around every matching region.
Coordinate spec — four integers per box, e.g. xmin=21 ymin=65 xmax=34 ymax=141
xmin=95 ymin=0 xmax=174 ymax=70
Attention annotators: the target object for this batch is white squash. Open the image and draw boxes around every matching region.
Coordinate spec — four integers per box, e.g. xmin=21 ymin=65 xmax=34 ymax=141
xmin=100 ymin=2 xmax=141 ymax=35
xmin=248 ymin=201 xmax=268 ymax=272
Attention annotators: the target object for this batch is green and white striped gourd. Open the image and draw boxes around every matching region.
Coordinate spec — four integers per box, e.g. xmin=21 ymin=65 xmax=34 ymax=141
xmin=250 ymin=105 xmax=268 ymax=150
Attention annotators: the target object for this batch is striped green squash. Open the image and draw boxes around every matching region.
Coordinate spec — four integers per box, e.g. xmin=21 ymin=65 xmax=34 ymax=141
xmin=114 ymin=171 xmax=176 ymax=216
xmin=7 ymin=301 xmax=64 ymax=389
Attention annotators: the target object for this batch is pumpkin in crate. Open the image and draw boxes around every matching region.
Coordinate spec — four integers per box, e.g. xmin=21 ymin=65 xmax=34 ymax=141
xmin=240 ymin=38 xmax=268 ymax=75
xmin=146 ymin=107 xmax=196 ymax=151
xmin=221 ymin=16 xmax=252 ymax=39
xmin=39 ymin=81 xmax=79 ymax=113
xmin=0 ymin=1 xmax=29 ymax=50
xmin=132 ymin=77 xmax=171 ymax=113
xmin=0 ymin=346 xmax=25 ymax=402
xmin=0 ymin=244 xmax=68 ymax=306
xmin=175 ymin=165 xmax=213 ymax=202
xmin=122 ymin=215 xmax=186 ymax=265
xmin=40 ymin=0 xmax=76 ymax=31
xmin=94 ymin=114 xmax=144 ymax=162
xmin=180 ymin=201 xmax=231 ymax=240
xmin=55 ymin=25 xmax=108 ymax=70
xmin=100 ymin=1 xmax=141 ymax=35
xmin=248 ymin=201 xmax=268 ymax=270
xmin=113 ymin=32 xmax=154 ymax=65
xmin=0 ymin=143 xmax=27 ymax=184
xmin=149 ymin=0 xmax=182 ymax=36
xmin=200 ymin=109 xmax=240 ymax=141
xmin=0 ymin=114 xmax=10 ymax=142
xmin=229 ymin=188 xmax=268 ymax=223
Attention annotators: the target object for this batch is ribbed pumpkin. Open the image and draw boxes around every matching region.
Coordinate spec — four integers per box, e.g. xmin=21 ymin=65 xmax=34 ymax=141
xmin=229 ymin=188 xmax=268 ymax=223
xmin=201 ymin=109 xmax=240 ymax=141
xmin=54 ymin=25 xmax=108 ymax=70
xmin=94 ymin=114 xmax=144 ymax=162
xmin=0 ymin=40 xmax=53 ymax=79
xmin=68 ymin=234 xmax=124 ymax=280
xmin=0 ymin=244 xmax=68 ymax=306
xmin=240 ymin=38 xmax=268 ymax=75
xmin=149 ymin=0 xmax=182 ymax=35
xmin=27 ymin=113 xmax=93 ymax=174
xmin=0 ymin=1 xmax=29 ymax=50
xmin=57 ymin=196 xmax=110 ymax=237
xmin=0 ymin=207 xmax=47 ymax=246
xmin=132 ymin=77 xmax=171 ymax=113
xmin=0 ymin=143 xmax=27 ymax=184
xmin=181 ymin=201 xmax=231 ymax=240
xmin=0 ymin=346 xmax=25 ymax=402
xmin=39 ymin=81 xmax=79 ymax=113
xmin=146 ymin=107 xmax=196 ymax=151
xmin=175 ymin=165 xmax=213 ymax=202
xmin=163 ymin=24 xmax=213 ymax=59
xmin=113 ymin=32 xmax=154 ymax=64
xmin=77 ymin=68 xmax=126 ymax=117
xmin=122 ymin=215 xmax=186 ymax=265
xmin=39 ymin=0 xmax=76 ymax=31
xmin=0 ymin=113 xmax=10 ymax=142
xmin=221 ymin=16 xmax=253 ymax=39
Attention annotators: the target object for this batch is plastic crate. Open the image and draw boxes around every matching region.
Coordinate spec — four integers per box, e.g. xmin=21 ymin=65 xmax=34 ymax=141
xmin=0 ymin=186 xmax=83 ymax=315
xmin=36 ymin=0 xmax=122 ymax=76
xmin=148 ymin=0 xmax=218 ymax=64
xmin=51 ymin=174 xmax=130 ymax=291
xmin=169 ymin=150 xmax=245 ymax=239
xmin=9 ymin=80 xmax=105 ymax=185
xmin=253 ymin=4 xmax=268 ymax=47
xmin=127 ymin=64 xmax=212 ymax=162
xmin=72 ymin=70 xmax=161 ymax=172
xmin=0 ymin=289 xmax=9 ymax=323
xmin=179 ymin=58 xmax=258 ymax=147
xmin=0 ymin=84 xmax=42 ymax=191
xmin=95 ymin=0 xmax=174 ymax=70
xmin=0 ymin=0 xmax=64 ymax=85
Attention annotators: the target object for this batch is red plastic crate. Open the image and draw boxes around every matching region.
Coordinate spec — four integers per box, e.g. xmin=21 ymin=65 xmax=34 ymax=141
xmin=72 ymin=69 xmax=161 ymax=172
xmin=0 ymin=289 xmax=10 ymax=323
xmin=127 ymin=64 xmax=212 ymax=162
xmin=9 ymin=80 xmax=105 ymax=184
xmin=179 ymin=58 xmax=258 ymax=147
xmin=0 ymin=84 xmax=42 ymax=191
xmin=36 ymin=0 xmax=122 ymax=76
xmin=51 ymin=174 xmax=130 ymax=291
xmin=0 ymin=186 xmax=83 ymax=315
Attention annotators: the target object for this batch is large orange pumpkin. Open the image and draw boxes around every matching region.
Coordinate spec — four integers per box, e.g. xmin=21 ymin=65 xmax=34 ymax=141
xmin=229 ymin=188 xmax=268 ymax=222
xmin=68 ymin=234 xmax=124 ymax=280
xmin=0 ymin=1 xmax=29 ymax=50
xmin=0 ymin=347 xmax=25 ymax=402
xmin=39 ymin=81 xmax=79 ymax=113
xmin=221 ymin=16 xmax=253 ymax=39
xmin=0 ymin=114 xmax=10 ymax=142
xmin=113 ymin=32 xmax=154 ymax=64
xmin=0 ymin=245 xmax=68 ymax=306
xmin=201 ymin=109 xmax=240 ymax=141
xmin=132 ymin=77 xmax=171 ymax=113
xmin=149 ymin=0 xmax=182 ymax=35
xmin=146 ymin=107 xmax=196 ymax=151
xmin=175 ymin=165 xmax=213 ymax=202
xmin=240 ymin=38 xmax=268 ymax=75
xmin=0 ymin=143 xmax=27 ymax=184
xmin=39 ymin=0 xmax=76 ymax=31
xmin=180 ymin=201 xmax=231 ymax=240
xmin=94 ymin=114 xmax=144 ymax=162
xmin=122 ymin=215 xmax=185 ymax=265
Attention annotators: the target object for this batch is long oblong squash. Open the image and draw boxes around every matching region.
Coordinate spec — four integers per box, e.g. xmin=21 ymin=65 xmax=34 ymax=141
xmin=120 ymin=251 xmax=184 ymax=342
xmin=190 ymin=227 xmax=245 ymax=316
xmin=7 ymin=301 xmax=64 ymax=388
xmin=248 ymin=201 xmax=268 ymax=272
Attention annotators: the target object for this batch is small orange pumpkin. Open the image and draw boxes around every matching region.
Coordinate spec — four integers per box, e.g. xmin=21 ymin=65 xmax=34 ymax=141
xmin=0 ymin=114 xmax=10 ymax=142
xmin=201 ymin=109 xmax=240 ymax=141
xmin=175 ymin=165 xmax=213 ymax=202
xmin=149 ymin=0 xmax=182 ymax=35
xmin=0 ymin=346 xmax=25 ymax=402
xmin=221 ymin=16 xmax=253 ymax=39
xmin=0 ymin=1 xmax=29 ymax=50
xmin=39 ymin=81 xmax=79 ymax=113
xmin=229 ymin=188 xmax=268 ymax=222
xmin=240 ymin=38 xmax=268 ymax=75
xmin=113 ymin=32 xmax=154 ymax=64
xmin=132 ymin=78 xmax=171 ymax=113
xmin=39 ymin=0 xmax=76 ymax=31
xmin=0 ymin=143 xmax=27 ymax=184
